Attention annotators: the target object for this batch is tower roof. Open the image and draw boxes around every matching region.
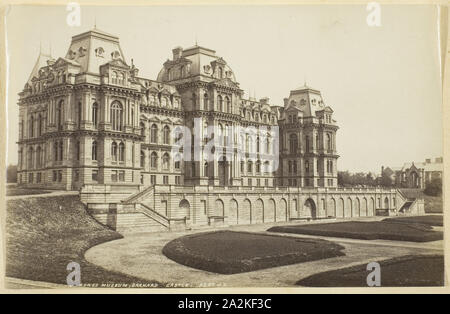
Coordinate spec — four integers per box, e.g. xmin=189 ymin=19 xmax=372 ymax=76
xmin=64 ymin=27 xmax=126 ymax=74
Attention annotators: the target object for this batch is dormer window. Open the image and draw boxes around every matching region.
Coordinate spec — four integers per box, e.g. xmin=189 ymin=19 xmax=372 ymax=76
xmin=78 ymin=46 xmax=87 ymax=57
xmin=95 ymin=47 xmax=105 ymax=57
xmin=111 ymin=51 xmax=121 ymax=60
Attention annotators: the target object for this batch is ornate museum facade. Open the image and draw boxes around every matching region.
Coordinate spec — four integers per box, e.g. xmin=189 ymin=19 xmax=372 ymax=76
xmin=17 ymin=28 xmax=340 ymax=191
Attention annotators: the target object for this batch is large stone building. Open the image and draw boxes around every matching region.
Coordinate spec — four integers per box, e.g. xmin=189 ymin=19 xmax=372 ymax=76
xmin=17 ymin=28 xmax=420 ymax=231
xmin=17 ymin=27 xmax=339 ymax=191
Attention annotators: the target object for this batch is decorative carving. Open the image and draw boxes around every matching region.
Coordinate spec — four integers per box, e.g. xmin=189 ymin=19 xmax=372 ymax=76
xmin=68 ymin=50 xmax=76 ymax=60
xmin=203 ymin=65 xmax=211 ymax=74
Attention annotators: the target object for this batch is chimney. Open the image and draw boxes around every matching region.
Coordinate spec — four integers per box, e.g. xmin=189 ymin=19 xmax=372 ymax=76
xmin=172 ymin=47 xmax=183 ymax=61
xmin=426 ymin=158 xmax=431 ymax=164
xmin=283 ymin=98 xmax=289 ymax=106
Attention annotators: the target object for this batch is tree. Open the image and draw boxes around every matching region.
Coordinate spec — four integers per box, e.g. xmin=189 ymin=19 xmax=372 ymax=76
xmin=6 ymin=164 xmax=17 ymax=183
xmin=379 ymin=172 xmax=393 ymax=188
xmin=424 ymin=178 xmax=442 ymax=196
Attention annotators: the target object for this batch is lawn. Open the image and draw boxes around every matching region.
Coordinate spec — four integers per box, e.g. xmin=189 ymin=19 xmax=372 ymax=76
xmin=268 ymin=221 xmax=443 ymax=242
xmin=6 ymin=195 xmax=160 ymax=287
xmin=383 ymin=215 xmax=443 ymax=227
xmin=297 ymin=255 xmax=444 ymax=287
xmin=162 ymin=231 xmax=345 ymax=274
xmin=6 ymin=186 xmax=52 ymax=196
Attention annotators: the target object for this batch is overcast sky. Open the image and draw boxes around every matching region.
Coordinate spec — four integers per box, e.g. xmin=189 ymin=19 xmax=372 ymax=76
xmin=5 ymin=4 xmax=442 ymax=173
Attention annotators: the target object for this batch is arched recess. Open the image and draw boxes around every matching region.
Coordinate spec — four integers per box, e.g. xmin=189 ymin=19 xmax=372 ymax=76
xmin=240 ymin=198 xmax=251 ymax=225
xmin=327 ymin=198 xmax=336 ymax=217
xmin=180 ymin=199 xmax=190 ymax=221
xmin=384 ymin=197 xmax=390 ymax=209
xmin=277 ymin=198 xmax=287 ymax=221
xmin=337 ymin=198 xmax=344 ymax=218
xmin=229 ymin=199 xmax=238 ymax=225
xmin=345 ymin=197 xmax=353 ymax=217
xmin=253 ymin=199 xmax=264 ymax=224
xmin=265 ymin=199 xmax=276 ymax=223
xmin=304 ymin=198 xmax=317 ymax=219
xmin=361 ymin=197 xmax=368 ymax=217
xmin=354 ymin=198 xmax=361 ymax=217
xmin=368 ymin=197 xmax=375 ymax=216
xmin=215 ymin=199 xmax=224 ymax=217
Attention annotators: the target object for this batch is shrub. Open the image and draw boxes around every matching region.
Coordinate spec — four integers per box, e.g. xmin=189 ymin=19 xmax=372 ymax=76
xmin=424 ymin=178 xmax=442 ymax=196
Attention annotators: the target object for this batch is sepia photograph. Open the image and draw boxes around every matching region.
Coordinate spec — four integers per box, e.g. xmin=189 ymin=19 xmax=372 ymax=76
xmin=0 ymin=2 xmax=448 ymax=295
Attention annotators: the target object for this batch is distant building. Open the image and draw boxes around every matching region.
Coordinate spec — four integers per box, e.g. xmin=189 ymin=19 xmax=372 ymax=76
xmin=381 ymin=157 xmax=443 ymax=189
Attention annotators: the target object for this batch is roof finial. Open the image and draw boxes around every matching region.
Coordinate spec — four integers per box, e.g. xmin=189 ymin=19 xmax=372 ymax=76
xmin=304 ymin=76 xmax=307 ymax=87
xmin=195 ymin=34 xmax=198 ymax=46
xmin=94 ymin=16 xmax=97 ymax=29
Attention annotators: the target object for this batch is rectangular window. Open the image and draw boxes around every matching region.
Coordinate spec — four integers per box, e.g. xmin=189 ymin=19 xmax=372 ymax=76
xmin=58 ymin=170 xmax=62 ymax=182
xmin=257 ymin=179 xmax=261 ymax=187
xmin=37 ymin=172 xmax=41 ymax=183
xmin=74 ymin=170 xmax=79 ymax=182
xmin=248 ymin=178 xmax=252 ymax=187
xmin=140 ymin=175 xmax=144 ymax=184
xmin=150 ymin=175 xmax=156 ymax=185
xmin=175 ymin=176 xmax=181 ymax=185
xmin=53 ymin=170 xmax=57 ymax=182
xmin=29 ymin=173 xmax=34 ymax=183
xmin=265 ymin=179 xmax=269 ymax=186
xmin=163 ymin=175 xmax=169 ymax=185
xmin=118 ymin=170 xmax=125 ymax=182
xmin=92 ymin=170 xmax=98 ymax=182
xmin=111 ymin=170 xmax=118 ymax=182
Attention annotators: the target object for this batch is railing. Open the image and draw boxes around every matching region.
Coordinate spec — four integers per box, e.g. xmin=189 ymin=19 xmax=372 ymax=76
xmin=122 ymin=185 xmax=154 ymax=204
xmin=139 ymin=203 xmax=170 ymax=228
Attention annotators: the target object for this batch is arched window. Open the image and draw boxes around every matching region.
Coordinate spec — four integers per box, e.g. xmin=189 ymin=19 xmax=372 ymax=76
xmin=75 ymin=140 xmax=80 ymax=161
xmin=111 ymin=71 xmax=118 ymax=84
xmin=245 ymin=135 xmax=250 ymax=153
xmin=326 ymin=133 xmax=332 ymax=150
xmin=36 ymin=146 xmax=41 ymax=168
xmin=266 ymin=136 xmax=271 ymax=154
xmin=162 ymin=153 xmax=170 ymax=170
xmin=118 ymin=142 xmax=125 ymax=162
xmin=28 ymin=147 xmax=33 ymax=169
xmin=247 ymin=160 xmax=253 ymax=173
xmin=204 ymin=162 xmax=209 ymax=176
xmin=218 ymin=124 xmax=224 ymax=146
xmin=305 ymin=135 xmax=310 ymax=152
xmin=111 ymin=141 xmax=118 ymax=162
xmin=225 ymin=96 xmax=231 ymax=113
xmin=163 ymin=125 xmax=170 ymax=145
xmin=92 ymin=141 xmax=97 ymax=161
xmin=217 ymin=95 xmax=223 ymax=112
xmin=203 ymin=93 xmax=208 ymax=110
xmin=140 ymin=150 xmax=145 ymax=168
xmin=256 ymin=137 xmax=260 ymax=153
xmin=293 ymin=161 xmax=297 ymax=174
xmin=53 ymin=142 xmax=58 ymax=161
xmin=77 ymin=102 xmax=82 ymax=128
xmin=288 ymin=160 xmax=292 ymax=173
xmin=117 ymin=72 xmax=124 ymax=85
xmin=30 ymin=116 xmax=34 ymax=138
xmin=316 ymin=134 xmax=320 ymax=150
xmin=289 ymin=134 xmax=298 ymax=153
xmin=140 ymin=122 xmax=145 ymax=137
xmin=256 ymin=160 xmax=261 ymax=173
xmin=58 ymin=141 xmax=63 ymax=161
xmin=174 ymin=154 xmax=181 ymax=169
xmin=37 ymin=114 xmax=42 ymax=136
xmin=218 ymin=67 xmax=223 ymax=78
xmin=92 ymin=102 xmax=98 ymax=128
xmin=305 ymin=160 xmax=310 ymax=173
xmin=150 ymin=152 xmax=158 ymax=168
xmin=192 ymin=93 xmax=196 ymax=107
xmin=57 ymin=100 xmax=64 ymax=130
xmin=150 ymin=124 xmax=158 ymax=143
xmin=110 ymin=101 xmax=123 ymax=131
